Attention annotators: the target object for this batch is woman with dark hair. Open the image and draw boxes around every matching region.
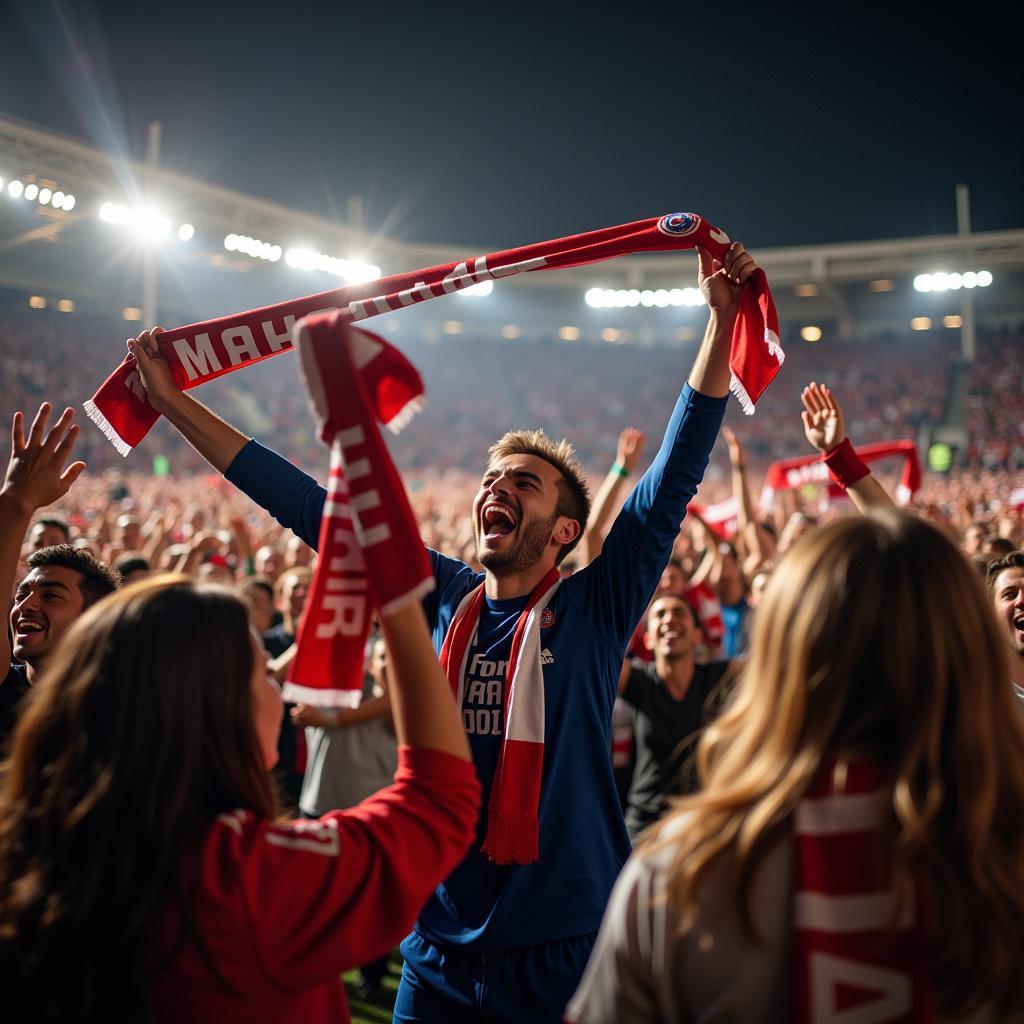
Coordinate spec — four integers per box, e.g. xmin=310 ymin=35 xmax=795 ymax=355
xmin=568 ymin=511 xmax=1024 ymax=1022
xmin=0 ymin=574 xmax=479 ymax=1021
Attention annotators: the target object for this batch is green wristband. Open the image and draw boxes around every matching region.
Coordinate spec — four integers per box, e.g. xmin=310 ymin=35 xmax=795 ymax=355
xmin=611 ymin=462 xmax=630 ymax=479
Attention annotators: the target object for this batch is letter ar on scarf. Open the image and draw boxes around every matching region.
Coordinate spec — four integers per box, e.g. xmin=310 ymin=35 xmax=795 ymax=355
xmin=283 ymin=312 xmax=433 ymax=708
xmin=85 ymin=212 xmax=784 ymax=455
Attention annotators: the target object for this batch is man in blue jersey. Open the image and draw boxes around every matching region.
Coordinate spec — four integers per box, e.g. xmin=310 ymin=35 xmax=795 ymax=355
xmin=128 ymin=240 xmax=757 ymax=1022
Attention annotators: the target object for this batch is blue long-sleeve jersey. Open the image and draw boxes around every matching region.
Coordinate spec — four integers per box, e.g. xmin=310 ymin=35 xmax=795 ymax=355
xmin=225 ymin=383 xmax=726 ymax=950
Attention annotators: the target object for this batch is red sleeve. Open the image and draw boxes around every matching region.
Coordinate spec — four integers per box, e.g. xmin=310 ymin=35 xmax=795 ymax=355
xmin=205 ymin=746 xmax=479 ymax=991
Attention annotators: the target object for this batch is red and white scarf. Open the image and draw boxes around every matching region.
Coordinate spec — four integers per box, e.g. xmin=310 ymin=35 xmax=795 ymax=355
xmin=85 ymin=213 xmax=782 ymax=455
xmin=793 ymin=760 xmax=933 ymax=1023
xmin=439 ymin=567 xmax=562 ymax=865
xmin=284 ymin=310 xmax=434 ymax=707
xmin=762 ymin=440 xmax=921 ymax=507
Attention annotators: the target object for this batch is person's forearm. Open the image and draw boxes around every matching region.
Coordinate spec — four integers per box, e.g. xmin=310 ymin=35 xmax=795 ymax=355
xmin=338 ymin=693 xmax=391 ymax=727
xmin=380 ymin=602 xmax=471 ymax=761
xmin=154 ymin=389 xmax=249 ymax=474
xmin=688 ymin=548 xmax=715 ymax=588
xmin=582 ymin=471 xmax=629 ymax=565
xmin=0 ymin=493 xmax=33 ymax=670
xmin=731 ymin=462 xmax=755 ymax=532
xmin=846 ymin=474 xmax=896 ymax=514
xmin=687 ymin=314 xmax=733 ymax=397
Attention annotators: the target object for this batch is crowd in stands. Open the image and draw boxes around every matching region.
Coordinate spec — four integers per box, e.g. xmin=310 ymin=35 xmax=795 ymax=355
xmin=1 ymin=251 xmax=1023 ymax=1022
xmin=2 ymin=303 xmax=1022 ymax=542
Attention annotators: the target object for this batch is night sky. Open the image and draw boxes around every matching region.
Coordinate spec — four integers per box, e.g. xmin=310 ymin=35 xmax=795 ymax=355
xmin=1 ymin=1 xmax=1021 ymax=250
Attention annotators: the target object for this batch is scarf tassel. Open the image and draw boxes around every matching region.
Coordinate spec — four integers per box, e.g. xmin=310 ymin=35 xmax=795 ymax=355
xmin=480 ymin=814 xmax=540 ymax=867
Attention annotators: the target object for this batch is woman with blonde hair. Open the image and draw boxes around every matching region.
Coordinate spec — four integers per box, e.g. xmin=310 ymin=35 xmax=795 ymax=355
xmin=568 ymin=510 xmax=1024 ymax=1022
xmin=0 ymin=572 xmax=479 ymax=1021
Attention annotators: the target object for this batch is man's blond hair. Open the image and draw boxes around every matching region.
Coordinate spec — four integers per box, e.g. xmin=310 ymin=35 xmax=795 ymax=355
xmin=487 ymin=429 xmax=591 ymax=563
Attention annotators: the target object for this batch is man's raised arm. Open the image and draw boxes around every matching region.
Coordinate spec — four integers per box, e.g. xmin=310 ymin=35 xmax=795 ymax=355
xmin=576 ymin=243 xmax=757 ymax=642
xmin=801 ymin=382 xmax=895 ymax=513
xmin=129 ymin=329 xmax=326 ymax=548
xmin=129 ymin=329 xmax=249 ymax=473
xmin=687 ymin=245 xmax=756 ymax=397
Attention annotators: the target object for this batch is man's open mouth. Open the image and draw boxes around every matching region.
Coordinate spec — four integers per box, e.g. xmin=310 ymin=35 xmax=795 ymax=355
xmin=482 ymin=503 xmax=518 ymax=541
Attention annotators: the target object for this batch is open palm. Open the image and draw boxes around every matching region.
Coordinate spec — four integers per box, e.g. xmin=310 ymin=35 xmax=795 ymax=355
xmin=801 ymin=382 xmax=846 ymax=453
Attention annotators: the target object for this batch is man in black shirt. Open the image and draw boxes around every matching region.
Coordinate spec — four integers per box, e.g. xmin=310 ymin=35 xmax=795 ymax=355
xmin=620 ymin=592 xmax=730 ymax=839
xmin=0 ymin=403 xmax=119 ymax=747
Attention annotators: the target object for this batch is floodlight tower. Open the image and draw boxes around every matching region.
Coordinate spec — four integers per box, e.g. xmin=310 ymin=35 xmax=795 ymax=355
xmin=142 ymin=120 xmax=161 ymax=329
xmin=956 ymin=183 xmax=975 ymax=363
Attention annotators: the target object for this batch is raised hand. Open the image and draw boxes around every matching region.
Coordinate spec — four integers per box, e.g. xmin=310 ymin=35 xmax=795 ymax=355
xmin=126 ymin=327 xmax=181 ymax=412
xmin=3 ymin=404 xmax=86 ymax=514
xmin=722 ymin=424 xmax=744 ymax=465
xmin=801 ymin=382 xmax=846 ymax=453
xmin=616 ymin=427 xmax=646 ymax=475
xmin=697 ymin=241 xmax=756 ymax=322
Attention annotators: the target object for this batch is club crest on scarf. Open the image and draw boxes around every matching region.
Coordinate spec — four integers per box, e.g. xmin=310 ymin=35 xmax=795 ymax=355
xmin=657 ymin=212 xmax=701 ymax=237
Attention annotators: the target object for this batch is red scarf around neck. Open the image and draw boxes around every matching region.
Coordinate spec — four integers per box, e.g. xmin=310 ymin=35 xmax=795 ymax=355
xmin=284 ymin=310 xmax=433 ymax=707
xmin=439 ymin=567 xmax=562 ymax=865
xmin=793 ymin=760 xmax=933 ymax=1023
xmin=85 ymin=213 xmax=782 ymax=454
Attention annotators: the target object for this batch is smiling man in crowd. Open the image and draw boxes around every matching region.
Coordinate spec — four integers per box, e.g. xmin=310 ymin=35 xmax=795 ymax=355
xmin=0 ymin=404 xmax=120 ymax=747
xmin=987 ymin=551 xmax=1024 ymax=709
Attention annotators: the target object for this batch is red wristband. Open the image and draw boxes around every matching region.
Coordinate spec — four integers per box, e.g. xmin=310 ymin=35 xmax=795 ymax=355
xmin=823 ymin=437 xmax=870 ymax=490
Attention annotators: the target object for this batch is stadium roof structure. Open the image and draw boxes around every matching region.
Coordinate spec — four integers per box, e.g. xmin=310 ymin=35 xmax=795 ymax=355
xmin=2 ymin=111 xmax=1023 ymax=346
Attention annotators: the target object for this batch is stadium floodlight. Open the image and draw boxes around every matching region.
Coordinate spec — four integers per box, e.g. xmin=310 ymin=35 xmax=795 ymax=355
xmin=51 ymin=191 xmax=65 ymax=208
xmin=98 ymin=200 xmax=167 ymax=237
xmin=60 ymin=193 xmax=76 ymax=211
xmin=285 ymin=246 xmax=380 ymax=284
xmin=23 ymin=183 xmax=38 ymax=201
xmin=559 ymin=326 xmax=581 ymax=341
xmin=178 ymin=223 xmax=195 ymax=242
xmin=910 ymin=317 xmax=931 ymax=331
xmin=914 ymin=270 xmax=992 ymax=293
xmin=7 ymin=179 xmax=24 ymax=198
xmin=590 ymin=286 xmax=706 ymax=308
xmin=800 ymin=325 xmax=823 ymax=342
xmin=345 ymin=258 xmax=381 ymax=284
xmin=38 ymin=187 xmax=52 ymax=205
xmin=458 ymin=280 xmax=494 ymax=297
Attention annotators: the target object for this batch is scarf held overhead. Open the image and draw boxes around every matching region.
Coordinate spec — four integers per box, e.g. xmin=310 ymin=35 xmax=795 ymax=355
xmin=85 ymin=212 xmax=783 ymax=454
xmin=283 ymin=310 xmax=433 ymax=708
xmin=762 ymin=440 xmax=921 ymax=507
